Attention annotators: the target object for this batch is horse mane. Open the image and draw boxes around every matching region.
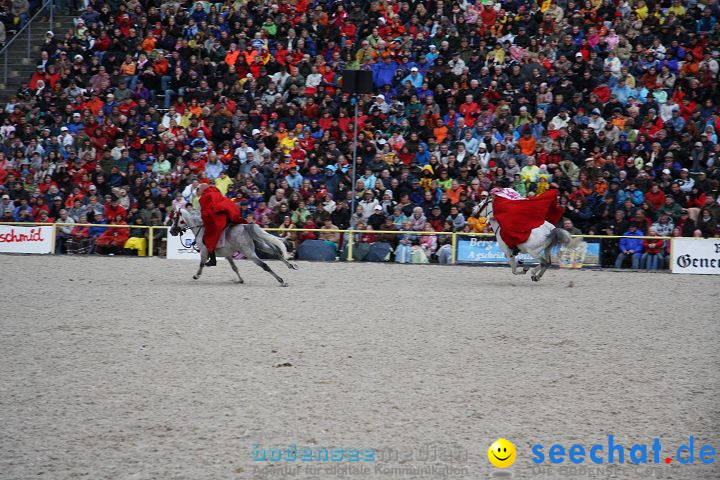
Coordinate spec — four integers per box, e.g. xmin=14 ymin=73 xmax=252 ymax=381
xmin=181 ymin=207 xmax=201 ymax=218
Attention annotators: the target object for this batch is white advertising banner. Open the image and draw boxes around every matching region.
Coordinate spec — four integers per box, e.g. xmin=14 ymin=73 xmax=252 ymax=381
xmin=0 ymin=225 xmax=54 ymax=254
xmin=166 ymin=229 xmax=201 ymax=260
xmin=671 ymin=238 xmax=720 ymax=275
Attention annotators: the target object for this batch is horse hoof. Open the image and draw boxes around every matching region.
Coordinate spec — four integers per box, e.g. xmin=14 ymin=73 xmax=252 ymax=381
xmin=193 ymin=275 xmax=199 ymax=280
xmin=280 ymin=282 xmax=289 ymax=287
xmin=236 ymin=279 xmax=244 ymax=284
xmin=531 ymin=275 xmax=539 ymax=282
xmin=289 ymin=263 xmax=299 ymax=270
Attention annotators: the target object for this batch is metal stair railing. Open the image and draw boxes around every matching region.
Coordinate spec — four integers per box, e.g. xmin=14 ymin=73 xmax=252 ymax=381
xmin=0 ymin=0 xmax=55 ymax=86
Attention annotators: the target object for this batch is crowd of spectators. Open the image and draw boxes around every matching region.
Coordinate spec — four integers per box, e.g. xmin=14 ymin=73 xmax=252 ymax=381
xmin=0 ymin=0 xmax=719 ymax=267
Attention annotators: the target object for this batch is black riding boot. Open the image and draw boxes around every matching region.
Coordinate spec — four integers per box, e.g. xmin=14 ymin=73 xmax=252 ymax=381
xmin=511 ymin=247 xmax=521 ymax=256
xmin=205 ymin=251 xmax=217 ymax=267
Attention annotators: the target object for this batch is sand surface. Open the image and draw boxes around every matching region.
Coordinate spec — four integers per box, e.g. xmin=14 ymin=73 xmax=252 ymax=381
xmin=1 ymin=255 xmax=718 ymax=480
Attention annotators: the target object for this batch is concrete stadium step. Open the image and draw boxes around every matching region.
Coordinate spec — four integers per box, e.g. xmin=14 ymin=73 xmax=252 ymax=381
xmin=51 ymin=18 xmax=77 ymax=33
xmin=3 ymin=36 xmax=46 ymax=48
xmin=4 ymin=59 xmax=40 ymax=67
xmin=5 ymin=69 xmax=40 ymax=79
xmin=4 ymin=37 xmax=44 ymax=45
xmin=5 ymin=65 xmax=40 ymax=72
xmin=0 ymin=12 xmax=81 ymax=101
xmin=5 ymin=47 xmax=45 ymax=57
xmin=21 ymin=35 xmax=55 ymax=43
xmin=5 ymin=59 xmax=41 ymax=65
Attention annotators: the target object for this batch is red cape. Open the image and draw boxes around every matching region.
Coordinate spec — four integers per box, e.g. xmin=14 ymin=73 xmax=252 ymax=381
xmin=199 ymin=186 xmax=247 ymax=251
xmin=493 ymin=189 xmax=565 ymax=248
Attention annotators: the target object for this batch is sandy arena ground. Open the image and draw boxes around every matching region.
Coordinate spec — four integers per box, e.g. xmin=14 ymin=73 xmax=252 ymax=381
xmin=1 ymin=255 xmax=719 ymax=480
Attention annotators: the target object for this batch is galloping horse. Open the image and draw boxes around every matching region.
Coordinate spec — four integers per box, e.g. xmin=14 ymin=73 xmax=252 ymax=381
xmin=169 ymin=208 xmax=298 ymax=286
xmin=473 ymin=193 xmax=584 ymax=281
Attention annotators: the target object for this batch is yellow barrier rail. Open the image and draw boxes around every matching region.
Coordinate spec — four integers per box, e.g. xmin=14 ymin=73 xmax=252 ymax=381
xmin=259 ymin=227 xmax=479 ymax=263
xmin=0 ymin=221 xmax=674 ymax=264
xmin=0 ymin=221 xmax=156 ymax=255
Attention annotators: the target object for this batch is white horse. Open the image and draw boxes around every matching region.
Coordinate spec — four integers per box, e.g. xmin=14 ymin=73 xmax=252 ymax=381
xmin=169 ymin=207 xmax=298 ymax=286
xmin=473 ymin=196 xmax=584 ymax=281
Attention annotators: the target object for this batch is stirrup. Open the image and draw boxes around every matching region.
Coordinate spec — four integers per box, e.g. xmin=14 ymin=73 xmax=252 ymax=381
xmin=205 ymin=252 xmax=217 ymax=267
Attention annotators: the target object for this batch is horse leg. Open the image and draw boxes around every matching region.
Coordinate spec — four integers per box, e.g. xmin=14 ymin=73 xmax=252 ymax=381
xmin=193 ymin=241 xmax=206 ymax=280
xmin=524 ymin=224 xmax=559 ymax=281
xmin=194 ymin=257 xmax=205 ymax=280
xmin=247 ymin=252 xmax=288 ymax=287
xmin=537 ymin=242 xmax=559 ymax=280
xmin=506 ymin=249 xmax=528 ymax=275
xmin=269 ymin=239 xmax=298 ymax=270
xmin=226 ymin=257 xmax=244 ymax=284
xmin=270 ymin=239 xmax=298 ymax=270
xmin=498 ymin=236 xmax=528 ymax=275
xmin=273 ymin=250 xmax=298 ymax=270
xmin=508 ymin=255 xmax=523 ymax=275
xmin=531 ymin=259 xmax=551 ymax=282
xmin=508 ymin=255 xmax=517 ymax=273
xmin=529 ymin=249 xmax=552 ymax=282
xmin=515 ymin=244 xmax=535 ymax=274
xmin=516 ymin=255 xmax=533 ymax=274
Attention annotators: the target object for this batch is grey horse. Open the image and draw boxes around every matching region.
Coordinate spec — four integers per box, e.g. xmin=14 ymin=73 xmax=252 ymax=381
xmin=473 ymin=196 xmax=585 ymax=281
xmin=169 ymin=207 xmax=298 ymax=286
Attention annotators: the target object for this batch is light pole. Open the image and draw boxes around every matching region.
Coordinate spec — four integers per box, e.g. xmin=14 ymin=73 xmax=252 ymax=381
xmin=350 ymin=96 xmax=359 ymax=229
xmin=341 ymin=69 xmax=372 ymax=257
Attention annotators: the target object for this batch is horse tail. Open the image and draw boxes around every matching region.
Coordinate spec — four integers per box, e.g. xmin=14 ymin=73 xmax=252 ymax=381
xmin=547 ymin=228 xmax=584 ymax=250
xmin=246 ymin=224 xmax=292 ymax=262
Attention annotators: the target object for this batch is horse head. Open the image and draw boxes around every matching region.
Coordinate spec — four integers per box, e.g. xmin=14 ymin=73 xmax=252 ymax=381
xmin=169 ymin=208 xmax=201 ymax=236
xmin=168 ymin=209 xmax=183 ymax=236
xmin=473 ymin=194 xmax=494 ymax=219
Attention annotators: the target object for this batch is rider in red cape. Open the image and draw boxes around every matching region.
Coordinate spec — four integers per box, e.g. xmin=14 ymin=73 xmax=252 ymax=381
xmin=491 ymin=188 xmax=565 ymax=252
xmin=198 ymin=184 xmax=247 ymax=266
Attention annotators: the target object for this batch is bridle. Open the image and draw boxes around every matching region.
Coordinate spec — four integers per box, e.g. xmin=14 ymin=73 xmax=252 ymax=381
xmin=475 ymin=195 xmax=494 ymax=219
xmin=475 ymin=195 xmax=501 ymax=238
xmin=169 ymin=209 xmax=204 ymax=251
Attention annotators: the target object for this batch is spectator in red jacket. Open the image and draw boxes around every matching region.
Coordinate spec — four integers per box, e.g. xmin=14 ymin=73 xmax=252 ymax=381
xmin=104 ymin=196 xmax=127 ymax=221
xmin=644 ymin=183 xmax=666 ymax=211
xmin=95 ymin=215 xmax=129 ymax=255
xmin=641 ymin=228 xmax=666 ymax=270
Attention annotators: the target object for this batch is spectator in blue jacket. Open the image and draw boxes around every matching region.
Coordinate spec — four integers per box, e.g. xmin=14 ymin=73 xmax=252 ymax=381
xmin=371 ymin=56 xmax=398 ymax=89
xmin=285 ymin=166 xmax=304 ymax=190
xmin=88 ymin=214 xmax=107 ymax=238
xmin=66 ymin=112 xmax=84 ymax=135
xmin=616 ymin=182 xmax=644 ymax=206
xmin=401 ymin=67 xmax=423 ymax=88
xmin=614 ymin=223 xmax=644 ymax=269
xmin=696 ymin=9 xmax=716 ymax=33
xmin=614 ymin=132 xmax=632 ymax=155
xmin=12 ymin=199 xmax=32 ymax=220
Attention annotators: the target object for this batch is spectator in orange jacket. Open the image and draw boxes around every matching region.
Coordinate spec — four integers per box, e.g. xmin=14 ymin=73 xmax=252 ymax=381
xmin=225 ymin=44 xmax=241 ymax=67
xmin=433 ymin=119 xmax=449 ymax=144
xmin=517 ymin=130 xmax=537 ymax=156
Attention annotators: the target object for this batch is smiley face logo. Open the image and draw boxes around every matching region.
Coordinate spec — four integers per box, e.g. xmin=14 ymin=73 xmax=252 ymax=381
xmin=488 ymin=438 xmax=516 ymax=468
